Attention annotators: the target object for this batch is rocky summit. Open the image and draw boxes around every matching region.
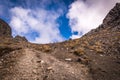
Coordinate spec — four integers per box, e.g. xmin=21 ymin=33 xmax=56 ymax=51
xmin=0 ymin=3 xmax=120 ymax=80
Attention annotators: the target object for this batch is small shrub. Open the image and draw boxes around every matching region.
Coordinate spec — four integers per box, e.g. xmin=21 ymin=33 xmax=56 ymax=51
xmin=43 ymin=45 xmax=51 ymax=52
xmin=74 ymin=48 xmax=85 ymax=56
xmin=95 ymin=48 xmax=103 ymax=53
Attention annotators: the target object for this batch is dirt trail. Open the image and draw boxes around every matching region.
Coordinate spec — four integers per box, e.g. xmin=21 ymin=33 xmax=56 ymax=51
xmin=15 ymin=48 xmax=40 ymax=79
xmin=0 ymin=48 xmax=40 ymax=80
xmin=0 ymin=48 xmax=92 ymax=80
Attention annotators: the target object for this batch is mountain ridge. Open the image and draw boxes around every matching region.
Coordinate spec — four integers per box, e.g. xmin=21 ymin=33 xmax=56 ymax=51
xmin=0 ymin=3 xmax=120 ymax=80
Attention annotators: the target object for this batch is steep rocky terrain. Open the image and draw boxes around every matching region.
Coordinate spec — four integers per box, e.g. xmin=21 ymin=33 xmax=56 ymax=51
xmin=0 ymin=19 xmax=12 ymax=38
xmin=0 ymin=3 xmax=120 ymax=80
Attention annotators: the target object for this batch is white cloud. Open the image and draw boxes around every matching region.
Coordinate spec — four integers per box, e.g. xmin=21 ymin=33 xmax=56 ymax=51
xmin=70 ymin=35 xmax=80 ymax=39
xmin=67 ymin=0 xmax=120 ymax=39
xmin=10 ymin=7 xmax=64 ymax=43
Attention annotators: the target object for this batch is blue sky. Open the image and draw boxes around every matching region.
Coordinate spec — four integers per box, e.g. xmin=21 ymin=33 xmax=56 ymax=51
xmin=0 ymin=0 xmax=119 ymax=43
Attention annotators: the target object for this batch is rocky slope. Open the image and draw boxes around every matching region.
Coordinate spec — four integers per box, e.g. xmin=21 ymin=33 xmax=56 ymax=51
xmin=0 ymin=19 xmax=12 ymax=38
xmin=0 ymin=3 xmax=120 ymax=80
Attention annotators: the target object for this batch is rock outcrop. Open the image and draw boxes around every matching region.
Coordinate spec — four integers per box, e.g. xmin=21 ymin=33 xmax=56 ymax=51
xmin=14 ymin=35 xmax=28 ymax=42
xmin=86 ymin=3 xmax=120 ymax=36
xmin=103 ymin=3 xmax=120 ymax=28
xmin=0 ymin=19 xmax=28 ymax=42
xmin=0 ymin=19 xmax=12 ymax=38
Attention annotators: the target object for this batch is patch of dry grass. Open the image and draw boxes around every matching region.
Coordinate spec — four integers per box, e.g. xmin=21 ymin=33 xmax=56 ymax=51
xmin=73 ymin=47 xmax=85 ymax=56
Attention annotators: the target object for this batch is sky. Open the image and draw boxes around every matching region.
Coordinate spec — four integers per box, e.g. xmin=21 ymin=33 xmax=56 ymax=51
xmin=0 ymin=0 xmax=120 ymax=44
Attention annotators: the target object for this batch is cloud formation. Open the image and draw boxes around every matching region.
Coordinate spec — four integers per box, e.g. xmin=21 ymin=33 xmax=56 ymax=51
xmin=67 ymin=0 xmax=120 ymax=39
xmin=10 ymin=7 xmax=64 ymax=43
xmin=1 ymin=0 xmax=119 ymax=43
xmin=0 ymin=0 xmax=69 ymax=44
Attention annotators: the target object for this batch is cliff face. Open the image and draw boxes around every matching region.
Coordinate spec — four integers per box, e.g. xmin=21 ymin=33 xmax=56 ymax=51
xmin=103 ymin=3 xmax=120 ymax=28
xmin=0 ymin=3 xmax=120 ymax=80
xmin=0 ymin=19 xmax=12 ymax=38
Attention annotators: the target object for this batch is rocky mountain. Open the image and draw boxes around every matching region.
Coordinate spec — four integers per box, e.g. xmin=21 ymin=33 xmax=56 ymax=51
xmin=0 ymin=19 xmax=12 ymax=38
xmin=0 ymin=3 xmax=120 ymax=80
